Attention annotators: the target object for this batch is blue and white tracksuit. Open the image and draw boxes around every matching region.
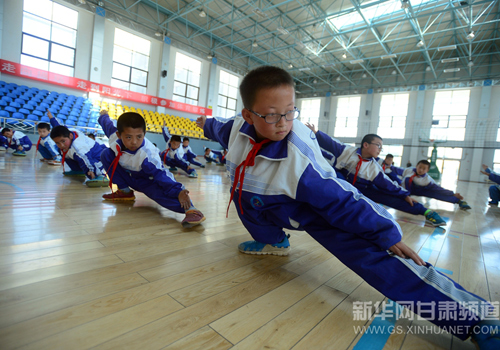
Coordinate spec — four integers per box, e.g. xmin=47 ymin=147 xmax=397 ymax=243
xmin=212 ymin=149 xmax=226 ymax=165
xmin=0 ymin=133 xmax=7 ymax=150
xmin=160 ymin=127 xmax=195 ymax=175
xmin=484 ymin=167 xmax=500 ymax=203
xmin=98 ymin=114 xmax=186 ymax=213
xmin=203 ymin=115 xmax=491 ymax=339
xmin=182 ymin=144 xmax=203 ymax=167
xmin=402 ymin=168 xmax=460 ymax=204
xmin=204 ymin=150 xmax=219 ymax=163
xmin=37 ymin=135 xmax=61 ymax=161
xmin=50 ymin=118 xmax=106 ymax=178
xmin=377 ymin=158 xmax=403 ymax=185
xmin=315 ymin=130 xmax=428 ymax=216
xmin=6 ymin=130 xmax=32 ymax=152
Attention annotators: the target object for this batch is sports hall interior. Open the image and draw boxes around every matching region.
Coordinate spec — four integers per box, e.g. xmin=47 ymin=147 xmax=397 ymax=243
xmin=0 ymin=0 xmax=499 ymax=349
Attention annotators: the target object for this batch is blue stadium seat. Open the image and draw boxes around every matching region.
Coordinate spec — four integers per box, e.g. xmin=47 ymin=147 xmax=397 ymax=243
xmin=0 ymin=100 xmax=7 ymax=108
xmin=65 ymin=119 xmax=76 ymax=126
xmin=33 ymin=110 xmax=44 ymax=118
xmin=9 ymin=102 xmax=21 ymax=109
xmin=26 ymin=114 xmax=39 ymax=122
xmin=0 ymin=110 xmax=9 ymax=119
xmin=56 ymin=113 xmax=68 ymax=120
xmin=22 ymin=104 xmax=34 ymax=111
xmin=7 ymin=92 xmax=18 ymax=98
xmin=40 ymin=116 xmax=50 ymax=122
xmin=1 ymin=96 xmax=12 ymax=103
xmin=12 ymin=112 xmax=25 ymax=120
xmin=18 ymin=108 xmax=30 ymax=116
xmin=19 ymin=95 xmax=30 ymax=102
xmin=35 ymin=106 xmax=46 ymax=113
xmin=14 ymin=98 xmax=24 ymax=104
xmin=40 ymin=102 xmax=50 ymax=109
xmin=4 ymin=106 xmax=16 ymax=114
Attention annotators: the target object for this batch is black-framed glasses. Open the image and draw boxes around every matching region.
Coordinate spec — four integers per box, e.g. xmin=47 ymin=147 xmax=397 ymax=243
xmin=370 ymin=143 xmax=383 ymax=150
xmin=247 ymin=107 xmax=300 ymax=124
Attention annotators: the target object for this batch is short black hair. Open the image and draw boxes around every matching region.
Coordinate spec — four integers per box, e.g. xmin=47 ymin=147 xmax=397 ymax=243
xmin=1 ymin=127 xmax=11 ymax=135
xmin=117 ymin=112 xmax=146 ymax=133
xmin=171 ymin=135 xmax=182 ymax=143
xmin=385 ymin=154 xmax=394 ymax=159
xmin=240 ymin=66 xmax=294 ymax=109
xmin=183 ymin=137 xmax=190 ymax=142
xmin=153 ymin=143 xmax=157 ymax=147
xmin=361 ymin=134 xmax=382 ymax=148
xmin=417 ymin=159 xmax=431 ymax=168
xmin=37 ymin=123 xmax=51 ymax=131
xmin=205 ymin=148 xmax=211 ymax=151
xmin=50 ymin=125 xmax=71 ymax=139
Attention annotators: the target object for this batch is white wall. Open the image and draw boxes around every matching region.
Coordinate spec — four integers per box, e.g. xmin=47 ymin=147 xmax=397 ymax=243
xmin=298 ymin=85 xmax=500 ymax=182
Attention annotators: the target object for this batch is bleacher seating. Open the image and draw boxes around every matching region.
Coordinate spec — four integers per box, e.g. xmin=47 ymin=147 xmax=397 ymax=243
xmin=0 ymin=80 xmax=207 ymax=139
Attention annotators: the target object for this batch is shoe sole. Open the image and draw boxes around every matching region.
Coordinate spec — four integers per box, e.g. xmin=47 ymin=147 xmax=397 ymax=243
xmin=64 ymin=173 xmax=86 ymax=177
xmin=426 ymin=220 xmax=446 ymax=227
xmin=86 ymin=181 xmax=109 ymax=188
xmin=48 ymin=163 xmax=61 ymax=166
xmin=181 ymin=216 xmax=206 ymax=228
xmin=12 ymin=154 xmax=26 ymax=157
xmin=103 ymin=197 xmax=136 ymax=201
xmin=238 ymin=248 xmax=290 ymax=256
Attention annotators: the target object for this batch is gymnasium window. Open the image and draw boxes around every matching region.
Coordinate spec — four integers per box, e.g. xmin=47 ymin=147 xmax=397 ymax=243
xmin=111 ymin=28 xmax=151 ymax=94
xmin=493 ymin=150 xmax=500 ymax=173
xmin=217 ymin=70 xmax=239 ymax=118
xmin=431 ymin=90 xmax=469 ymax=141
xmin=173 ymin=53 xmax=201 ymax=105
xmin=300 ymin=99 xmax=321 ymax=126
xmin=381 ymin=145 xmax=403 ymax=167
xmin=21 ymin=0 xmax=78 ymax=76
xmin=334 ymin=96 xmax=360 ymax=138
xmin=377 ymin=93 xmax=408 ymax=139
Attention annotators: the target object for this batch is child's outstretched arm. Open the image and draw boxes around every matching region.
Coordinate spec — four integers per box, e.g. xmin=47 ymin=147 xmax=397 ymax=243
xmin=47 ymin=110 xmax=61 ymax=128
xmin=296 ymin=168 xmax=426 ymax=264
xmin=482 ymin=165 xmax=500 ymax=184
xmin=162 ymin=122 xmax=171 ymax=143
xmin=97 ymin=110 xmax=117 ymax=138
xmin=314 ymin=130 xmax=347 ymax=158
xmin=198 ymin=116 xmax=233 ymax=149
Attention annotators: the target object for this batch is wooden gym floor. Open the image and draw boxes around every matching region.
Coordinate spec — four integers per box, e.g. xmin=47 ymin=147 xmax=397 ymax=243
xmin=0 ymin=149 xmax=499 ymax=350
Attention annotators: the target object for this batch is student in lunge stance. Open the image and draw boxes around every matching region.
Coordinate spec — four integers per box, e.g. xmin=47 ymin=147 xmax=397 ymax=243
xmin=197 ymin=66 xmax=499 ymax=349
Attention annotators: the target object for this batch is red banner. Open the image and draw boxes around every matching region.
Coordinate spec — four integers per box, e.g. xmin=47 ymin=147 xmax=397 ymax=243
xmin=0 ymin=59 xmax=212 ymax=116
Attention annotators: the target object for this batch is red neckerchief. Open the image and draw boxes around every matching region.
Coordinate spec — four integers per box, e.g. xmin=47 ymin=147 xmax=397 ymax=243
xmin=163 ymin=148 xmax=170 ymax=163
xmin=227 ymin=138 xmax=270 ymax=217
xmin=382 ymin=163 xmax=387 ymax=171
xmin=408 ymin=173 xmax=417 ymax=188
xmin=35 ymin=136 xmax=41 ymax=157
xmin=61 ymin=132 xmax=78 ymax=172
xmin=8 ymin=131 xmax=14 ymax=147
xmin=105 ymin=144 xmax=124 ymax=196
xmin=352 ymin=154 xmax=371 ymax=185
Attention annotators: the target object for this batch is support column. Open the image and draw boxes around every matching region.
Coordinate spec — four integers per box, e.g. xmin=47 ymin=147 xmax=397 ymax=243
xmin=319 ymin=93 xmax=332 ymax=132
xmin=408 ymin=87 xmax=426 ymax=164
xmin=157 ymin=37 xmax=171 ymax=114
xmin=89 ymin=7 xmax=106 ymax=83
xmin=469 ymin=83 xmax=492 ymax=182
xmin=358 ymin=90 xmax=374 ymax=139
xmin=205 ymin=58 xmax=218 ymax=116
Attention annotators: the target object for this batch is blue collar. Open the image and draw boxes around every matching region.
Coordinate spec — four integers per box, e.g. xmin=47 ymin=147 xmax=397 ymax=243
xmin=413 ymin=168 xmax=426 ymax=178
xmin=238 ymin=121 xmax=288 ymax=160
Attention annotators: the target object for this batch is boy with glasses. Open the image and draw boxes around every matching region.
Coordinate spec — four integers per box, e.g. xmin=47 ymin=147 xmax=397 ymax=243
xmin=307 ymin=126 xmax=446 ymax=227
xmin=197 ymin=66 xmax=499 ymax=347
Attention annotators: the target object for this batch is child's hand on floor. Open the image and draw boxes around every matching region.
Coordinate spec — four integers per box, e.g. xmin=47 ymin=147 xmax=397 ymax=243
xmin=17 ymin=145 xmax=23 ymax=151
xmin=389 ymin=241 xmax=426 ymax=266
xmin=178 ymin=189 xmax=191 ymax=210
xmin=453 ymin=193 xmax=464 ymax=200
xmin=196 ymin=116 xmax=207 ymax=129
xmin=87 ymin=171 xmax=95 ymax=179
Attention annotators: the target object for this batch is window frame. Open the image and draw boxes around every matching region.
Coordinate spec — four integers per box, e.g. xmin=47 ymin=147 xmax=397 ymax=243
xmin=334 ymin=96 xmax=360 ymax=138
xmin=217 ymin=70 xmax=239 ymax=119
xmin=111 ymin=28 xmax=151 ymax=94
xmin=172 ymin=52 xmax=201 ymax=106
xmin=21 ymin=0 xmax=78 ymax=76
